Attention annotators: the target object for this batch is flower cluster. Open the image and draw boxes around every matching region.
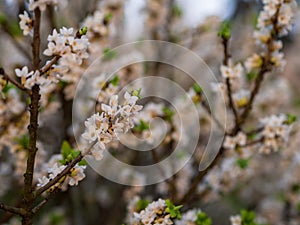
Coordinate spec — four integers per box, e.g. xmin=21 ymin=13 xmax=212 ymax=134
xmin=128 ymin=199 xmax=181 ymax=225
xmin=19 ymin=11 xmax=33 ymax=36
xmin=82 ymin=91 xmax=143 ymax=160
xmin=247 ymin=0 xmax=297 ymax=71
xmin=259 ymin=114 xmax=292 ymax=153
xmin=230 ymin=215 xmax=242 ymax=225
xmin=15 ymin=66 xmax=49 ymax=90
xmin=28 ymin=0 xmax=68 ymax=11
xmin=44 ymin=27 xmax=89 ymax=65
xmin=175 ymin=209 xmax=212 ymax=225
xmin=37 ymin=162 xmax=86 ymax=190
xmin=223 ymin=132 xmax=247 ymax=150
xmin=83 ymin=10 xmax=112 ymax=39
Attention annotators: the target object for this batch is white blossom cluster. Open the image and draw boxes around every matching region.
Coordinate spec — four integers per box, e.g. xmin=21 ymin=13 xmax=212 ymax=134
xmin=19 ymin=11 xmax=33 ymax=36
xmin=129 ymin=199 xmax=173 ymax=225
xmin=223 ymin=132 xmax=247 ymax=150
xmin=199 ymin=154 xmax=253 ymax=196
xmin=220 ymin=62 xmax=250 ymax=108
xmin=15 ymin=66 xmax=50 ymax=90
xmin=246 ymin=0 xmax=297 ymax=71
xmin=174 ymin=209 xmax=200 ymax=225
xmin=83 ymin=11 xmax=111 ymax=39
xmin=19 ymin=1 xmax=68 ymax=35
xmin=28 ymin=0 xmax=68 ymax=11
xmin=37 ymin=154 xmax=86 ymax=190
xmin=82 ymin=92 xmax=143 ymax=160
xmin=230 ymin=215 xmax=242 ymax=225
xmin=44 ymin=27 xmax=89 ymax=65
xmin=259 ymin=114 xmax=292 ymax=154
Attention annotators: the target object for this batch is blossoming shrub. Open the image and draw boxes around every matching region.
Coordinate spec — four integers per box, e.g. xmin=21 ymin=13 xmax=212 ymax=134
xmin=0 ymin=0 xmax=299 ymax=224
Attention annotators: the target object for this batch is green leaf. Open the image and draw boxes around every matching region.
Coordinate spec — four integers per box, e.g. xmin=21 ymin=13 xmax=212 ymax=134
xmin=104 ymin=12 xmax=113 ymax=22
xmin=134 ymin=120 xmax=150 ymax=132
xmin=8 ymin=21 xmax=22 ymax=37
xmin=14 ymin=134 xmax=29 ymax=149
xmin=78 ymin=159 xmax=87 ymax=166
xmin=246 ymin=71 xmax=258 ymax=81
xmin=60 ymin=141 xmax=84 ymax=165
xmin=193 ymin=83 xmax=203 ymax=94
xmin=286 ymin=113 xmax=297 ymax=125
xmin=61 ymin=141 xmax=73 ymax=159
xmin=103 ymin=48 xmax=118 ymax=61
xmin=79 ymin=26 xmax=88 ymax=35
xmin=136 ymin=199 xmax=150 ymax=212
xmin=196 ymin=212 xmax=212 ymax=225
xmin=236 ymin=158 xmax=250 ymax=169
xmin=163 ymin=107 xmax=175 ymax=122
xmin=296 ymin=202 xmax=300 ymax=213
xmin=241 ymin=209 xmax=257 ymax=225
xmin=2 ymin=83 xmax=14 ymax=94
xmin=131 ymin=88 xmax=142 ymax=99
xmin=58 ymin=80 xmax=68 ymax=88
xmin=172 ymin=5 xmax=183 ymax=18
xmin=0 ymin=13 xmax=7 ymax=25
xmin=218 ymin=21 xmax=231 ymax=40
xmin=165 ymin=199 xmax=182 ymax=219
xmin=110 ymin=75 xmax=119 ymax=86
xmin=291 ymin=184 xmax=300 ymax=193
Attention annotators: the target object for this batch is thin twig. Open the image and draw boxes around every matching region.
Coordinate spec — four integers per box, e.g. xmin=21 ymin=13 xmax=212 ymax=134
xmin=40 ymin=56 xmax=60 ymax=74
xmin=1 ymin=69 xmax=31 ymax=94
xmin=221 ymin=37 xmax=240 ymax=134
xmin=34 ymin=141 xmax=96 ymax=199
xmin=176 ymin=148 xmax=225 ymax=205
xmin=0 ymin=202 xmax=26 ymax=216
xmin=22 ymin=4 xmax=42 ymax=225
xmin=232 ymin=5 xmax=281 ymax=134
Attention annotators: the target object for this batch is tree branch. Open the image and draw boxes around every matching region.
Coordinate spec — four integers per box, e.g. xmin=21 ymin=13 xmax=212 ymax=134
xmin=0 ymin=68 xmax=31 ymax=94
xmin=34 ymin=141 xmax=96 ymax=199
xmin=0 ymin=202 xmax=26 ymax=216
xmin=40 ymin=56 xmax=60 ymax=74
xmin=22 ymin=4 xmax=42 ymax=225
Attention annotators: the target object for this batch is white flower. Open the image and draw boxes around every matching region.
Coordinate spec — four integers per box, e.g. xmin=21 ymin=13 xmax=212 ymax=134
xmin=28 ymin=0 xmax=67 ymax=11
xmin=233 ymin=89 xmax=250 ymax=108
xmin=223 ymin=132 xmax=247 ymax=149
xmin=230 ymin=215 xmax=242 ymax=225
xmin=254 ymin=28 xmax=271 ymax=45
xmin=270 ymin=51 xmax=286 ymax=70
xmin=15 ymin=66 xmax=33 ymax=86
xmin=68 ymin=165 xmax=86 ymax=186
xmin=37 ymin=176 xmax=49 ymax=187
xmin=83 ymin=11 xmax=110 ymax=38
xmin=220 ymin=63 xmax=243 ymax=80
xmin=81 ymin=92 xmax=143 ymax=160
xmin=43 ymin=27 xmax=89 ymax=65
xmin=19 ymin=11 xmax=33 ymax=36
xmin=48 ymin=163 xmax=66 ymax=179
xmin=244 ymin=54 xmax=263 ymax=72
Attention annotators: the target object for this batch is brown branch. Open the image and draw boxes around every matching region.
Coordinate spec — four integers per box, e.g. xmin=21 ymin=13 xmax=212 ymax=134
xmin=1 ymin=69 xmax=31 ymax=94
xmin=22 ymin=4 xmax=42 ymax=225
xmin=31 ymin=187 xmax=60 ymax=214
xmin=176 ymin=148 xmax=225 ymax=205
xmin=40 ymin=56 xmax=60 ymax=74
xmin=232 ymin=4 xmax=281 ymax=134
xmin=221 ymin=37 xmax=240 ymax=134
xmin=34 ymin=141 xmax=96 ymax=199
xmin=0 ymin=202 xmax=26 ymax=216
